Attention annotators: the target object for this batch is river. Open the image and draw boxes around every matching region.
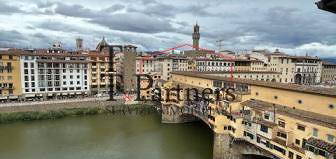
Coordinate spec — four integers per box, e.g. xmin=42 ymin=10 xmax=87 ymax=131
xmin=0 ymin=113 xmax=213 ymax=159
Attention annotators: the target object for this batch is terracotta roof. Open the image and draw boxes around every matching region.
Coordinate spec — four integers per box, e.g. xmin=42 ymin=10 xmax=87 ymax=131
xmin=307 ymin=137 xmax=336 ymax=153
xmin=241 ymin=99 xmax=336 ymax=129
xmin=172 ymin=71 xmax=336 ymax=97
xmin=195 ymin=59 xmax=235 ymax=61
xmin=200 ymin=71 xmax=281 ymax=74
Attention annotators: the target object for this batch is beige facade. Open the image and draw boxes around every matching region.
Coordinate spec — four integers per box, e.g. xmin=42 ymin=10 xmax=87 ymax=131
xmin=161 ymin=71 xmax=336 ymax=159
xmin=0 ymin=52 xmax=22 ymax=100
xmin=251 ymin=50 xmax=322 ymax=85
xmin=321 ymin=62 xmax=336 ymax=84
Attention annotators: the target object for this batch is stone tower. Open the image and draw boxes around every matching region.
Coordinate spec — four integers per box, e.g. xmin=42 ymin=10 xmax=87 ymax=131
xmin=76 ymin=38 xmax=83 ymax=50
xmin=192 ymin=22 xmax=200 ymax=50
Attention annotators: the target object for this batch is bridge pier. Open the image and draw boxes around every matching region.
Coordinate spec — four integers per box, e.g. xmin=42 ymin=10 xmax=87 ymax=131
xmin=213 ymin=133 xmax=243 ymax=159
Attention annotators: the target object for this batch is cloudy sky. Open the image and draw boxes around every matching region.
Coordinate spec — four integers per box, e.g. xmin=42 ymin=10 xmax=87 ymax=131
xmin=0 ymin=0 xmax=336 ymax=57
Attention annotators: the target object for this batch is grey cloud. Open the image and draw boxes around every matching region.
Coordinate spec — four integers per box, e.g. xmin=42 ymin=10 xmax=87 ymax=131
xmin=36 ymin=21 xmax=83 ymax=33
xmin=0 ymin=3 xmax=23 ymax=14
xmin=234 ymin=7 xmax=336 ymax=48
xmin=103 ymin=4 xmax=126 ymax=12
xmin=0 ymin=30 xmax=27 ymax=48
xmin=54 ymin=3 xmax=97 ymax=18
xmin=90 ymin=13 xmax=175 ymax=33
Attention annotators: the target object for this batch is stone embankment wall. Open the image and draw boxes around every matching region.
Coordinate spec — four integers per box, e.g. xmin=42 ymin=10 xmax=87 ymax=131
xmin=0 ymin=99 xmax=123 ymax=113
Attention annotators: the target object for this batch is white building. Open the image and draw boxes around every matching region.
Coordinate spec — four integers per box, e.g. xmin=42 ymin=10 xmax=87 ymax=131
xmin=20 ymin=47 xmax=90 ymax=99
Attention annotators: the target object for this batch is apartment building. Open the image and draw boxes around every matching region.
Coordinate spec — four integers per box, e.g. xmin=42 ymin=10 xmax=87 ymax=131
xmin=89 ymin=39 xmax=112 ymax=95
xmin=153 ymin=55 xmax=188 ymax=81
xmin=167 ymin=71 xmax=336 ymax=159
xmin=136 ymin=56 xmax=155 ymax=74
xmin=250 ymin=49 xmax=322 ymax=85
xmin=196 ymin=59 xmax=234 ymax=72
xmin=321 ymin=62 xmax=336 ymax=84
xmin=18 ymin=46 xmax=90 ymax=100
xmin=0 ymin=51 xmax=22 ymax=101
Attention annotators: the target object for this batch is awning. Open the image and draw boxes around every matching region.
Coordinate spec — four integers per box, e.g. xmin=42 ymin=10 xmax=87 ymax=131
xmin=76 ymin=92 xmax=82 ymax=95
xmin=25 ymin=94 xmax=36 ymax=98
xmin=0 ymin=96 xmax=8 ymax=100
xmin=62 ymin=93 xmax=68 ymax=95
xmin=56 ymin=93 xmax=61 ymax=96
xmin=69 ymin=93 xmax=75 ymax=95
xmin=8 ymin=96 xmax=18 ymax=99
xmin=84 ymin=92 xmax=88 ymax=94
xmin=48 ymin=93 xmax=53 ymax=96
xmin=37 ymin=94 xmax=43 ymax=97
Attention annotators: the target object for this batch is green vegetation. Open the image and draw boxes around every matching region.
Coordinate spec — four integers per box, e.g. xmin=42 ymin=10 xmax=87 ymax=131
xmin=0 ymin=104 xmax=156 ymax=124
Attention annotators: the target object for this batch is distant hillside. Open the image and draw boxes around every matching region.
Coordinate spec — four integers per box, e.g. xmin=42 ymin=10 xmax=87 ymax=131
xmin=322 ymin=57 xmax=336 ymax=64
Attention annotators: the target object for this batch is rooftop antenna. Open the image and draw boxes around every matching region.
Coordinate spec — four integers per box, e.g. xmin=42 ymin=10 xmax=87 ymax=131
xmin=216 ymin=39 xmax=224 ymax=52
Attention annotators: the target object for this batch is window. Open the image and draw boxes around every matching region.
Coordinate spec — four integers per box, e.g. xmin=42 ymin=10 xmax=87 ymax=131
xmin=273 ymin=144 xmax=286 ymax=155
xmin=24 ymin=62 xmax=28 ymax=68
xmin=264 ymin=113 xmax=270 ymax=120
xmin=298 ymin=100 xmax=302 ymax=104
xmin=297 ymin=125 xmax=305 ymax=131
xmin=277 ymin=132 xmax=287 ymax=139
xmin=296 ymin=155 xmax=302 ymax=159
xmin=260 ymin=124 xmax=268 ymax=133
xmin=274 ymin=96 xmax=278 ymax=99
xmin=313 ymin=128 xmax=318 ymax=137
xmin=278 ymin=120 xmax=286 ymax=128
xmin=288 ymin=151 xmax=294 ymax=159
xmin=329 ymin=104 xmax=334 ymax=109
xmin=327 ymin=134 xmax=335 ymax=142
xmin=295 ymin=139 xmax=300 ymax=145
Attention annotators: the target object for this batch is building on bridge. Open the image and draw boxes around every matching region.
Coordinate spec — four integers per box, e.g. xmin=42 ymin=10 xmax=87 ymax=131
xmin=154 ymin=71 xmax=336 ymax=159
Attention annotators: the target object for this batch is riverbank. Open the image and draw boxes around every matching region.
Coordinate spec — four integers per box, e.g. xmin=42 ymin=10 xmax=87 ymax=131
xmin=0 ymin=100 xmax=156 ymax=124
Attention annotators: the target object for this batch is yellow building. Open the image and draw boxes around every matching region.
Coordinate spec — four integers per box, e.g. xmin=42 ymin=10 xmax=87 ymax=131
xmin=159 ymin=71 xmax=336 ymax=159
xmin=0 ymin=51 xmax=22 ymax=100
xmin=321 ymin=62 xmax=336 ymax=84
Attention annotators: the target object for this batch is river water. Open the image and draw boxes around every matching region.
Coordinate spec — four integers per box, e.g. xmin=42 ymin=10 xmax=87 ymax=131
xmin=0 ymin=113 xmax=213 ymax=159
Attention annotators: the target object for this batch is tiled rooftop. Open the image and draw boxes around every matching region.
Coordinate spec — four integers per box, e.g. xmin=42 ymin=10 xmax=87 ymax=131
xmin=307 ymin=137 xmax=336 ymax=153
xmin=241 ymin=99 xmax=336 ymax=129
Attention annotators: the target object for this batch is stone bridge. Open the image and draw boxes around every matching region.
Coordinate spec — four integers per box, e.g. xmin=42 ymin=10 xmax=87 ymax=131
xmin=160 ymin=103 xmax=275 ymax=159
